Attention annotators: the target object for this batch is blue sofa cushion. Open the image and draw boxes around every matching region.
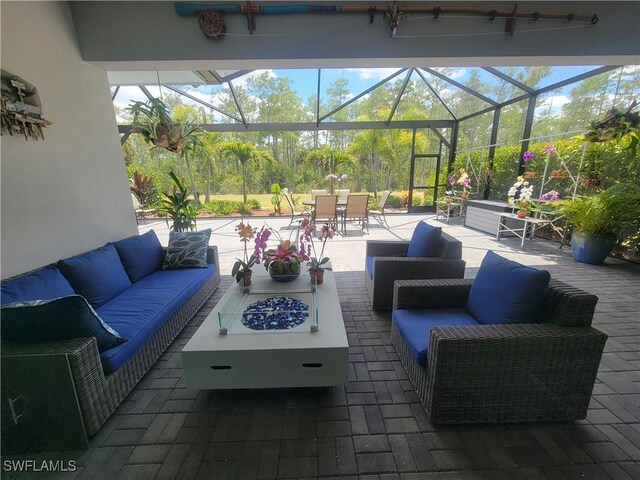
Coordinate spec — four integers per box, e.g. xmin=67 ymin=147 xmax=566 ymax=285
xmin=365 ymin=256 xmax=374 ymax=279
xmin=407 ymin=221 xmax=441 ymax=257
xmin=393 ymin=308 xmax=479 ymax=366
xmin=467 ymin=251 xmax=551 ymax=325
xmin=1 ymin=295 xmax=124 ymax=352
xmin=1 ymin=265 xmax=75 ymax=304
xmin=97 ymin=264 xmax=215 ymax=374
xmin=114 ymin=230 xmax=165 ymax=282
xmin=163 ymin=229 xmax=212 ymax=270
xmin=58 ymin=244 xmax=132 ymax=308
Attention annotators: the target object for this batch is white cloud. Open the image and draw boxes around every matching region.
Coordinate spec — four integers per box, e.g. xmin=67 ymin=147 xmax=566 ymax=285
xmin=449 ymin=68 xmax=467 ymax=80
xmin=230 ymin=69 xmax=277 ymax=88
xmin=345 ymin=68 xmax=402 ymax=81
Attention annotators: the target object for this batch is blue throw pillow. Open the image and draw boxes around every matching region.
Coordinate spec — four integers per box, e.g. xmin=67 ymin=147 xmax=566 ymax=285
xmin=114 ymin=230 xmax=165 ymax=282
xmin=163 ymin=229 xmax=211 ymax=270
xmin=1 ymin=265 xmax=75 ymax=305
xmin=467 ymin=251 xmax=551 ymax=325
xmin=1 ymin=295 xmax=125 ymax=352
xmin=407 ymin=221 xmax=442 ymax=257
xmin=58 ymin=244 xmax=132 ymax=308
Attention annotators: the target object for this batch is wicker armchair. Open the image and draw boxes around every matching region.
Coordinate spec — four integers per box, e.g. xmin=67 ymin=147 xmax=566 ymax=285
xmin=391 ymin=278 xmax=607 ymax=424
xmin=365 ymin=231 xmax=466 ymax=310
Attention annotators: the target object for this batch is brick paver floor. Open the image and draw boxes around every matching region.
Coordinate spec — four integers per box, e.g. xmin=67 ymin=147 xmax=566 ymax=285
xmin=4 ymin=214 xmax=639 ymax=479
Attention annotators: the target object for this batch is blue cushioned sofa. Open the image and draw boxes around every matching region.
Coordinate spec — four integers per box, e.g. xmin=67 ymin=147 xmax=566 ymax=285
xmin=1 ymin=231 xmax=220 ymax=449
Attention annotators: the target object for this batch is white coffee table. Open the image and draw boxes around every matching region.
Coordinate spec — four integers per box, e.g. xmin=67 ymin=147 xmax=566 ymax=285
xmin=181 ymin=267 xmax=349 ymax=389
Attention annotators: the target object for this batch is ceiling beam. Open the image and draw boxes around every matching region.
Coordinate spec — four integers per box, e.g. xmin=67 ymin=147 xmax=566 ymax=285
xmin=421 ymin=68 xmax=497 ymax=106
xmin=387 ymin=68 xmax=413 ymax=125
xmin=228 ymin=81 xmax=247 ymax=127
xmin=111 ymin=86 xmax=120 ymax=101
xmin=163 ymin=85 xmax=243 ymax=123
xmin=482 ymin=67 xmax=534 ymax=93
xmin=119 ymin=119 xmax=455 ymax=133
xmin=415 ymin=69 xmax=457 ymax=121
xmin=319 ymin=68 xmax=408 ymax=122
xmin=139 ymin=85 xmax=155 ymax=101
xmin=221 ymin=70 xmax=253 ymax=82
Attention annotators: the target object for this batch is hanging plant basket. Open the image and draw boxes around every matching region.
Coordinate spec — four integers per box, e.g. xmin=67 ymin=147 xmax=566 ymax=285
xmin=550 ymin=170 xmax=568 ymax=179
xmin=524 ymin=171 xmax=540 ymax=179
xmin=581 ymin=177 xmax=601 ymax=188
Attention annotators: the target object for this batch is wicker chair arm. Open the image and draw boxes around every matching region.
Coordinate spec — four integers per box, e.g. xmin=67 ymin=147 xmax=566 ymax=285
xmin=394 ymin=279 xmax=473 ymax=310
xmin=366 ymin=240 xmax=410 ymax=257
xmin=541 ymin=278 xmax=598 ymax=327
xmin=206 ymin=245 xmax=219 ymax=266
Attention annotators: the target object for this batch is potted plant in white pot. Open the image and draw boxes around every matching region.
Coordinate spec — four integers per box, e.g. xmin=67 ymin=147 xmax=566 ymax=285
xmin=561 ymin=183 xmax=640 ymax=264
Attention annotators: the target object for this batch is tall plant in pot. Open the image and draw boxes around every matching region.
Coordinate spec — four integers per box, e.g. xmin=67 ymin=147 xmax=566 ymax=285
xmin=561 ymin=183 xmax=640 ymax=264
xmin=159 ymin=171 xmax=199 ymax=232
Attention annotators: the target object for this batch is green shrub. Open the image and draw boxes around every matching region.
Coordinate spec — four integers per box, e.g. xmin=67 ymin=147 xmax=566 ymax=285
xmin=246 ymin=198 xmax=261 ymax=210
xmin=386 ymin=194 xmax=405 ymax=208
xmin=204 ymin=199 xmax=243 ymax=216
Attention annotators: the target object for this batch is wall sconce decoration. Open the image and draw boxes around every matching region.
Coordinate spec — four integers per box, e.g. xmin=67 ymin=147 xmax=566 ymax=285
xmin=1 ymin=70 xmax=52 ymax=141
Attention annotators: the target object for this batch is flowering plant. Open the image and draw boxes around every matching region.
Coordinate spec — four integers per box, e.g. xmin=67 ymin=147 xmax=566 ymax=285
xmin=508 ymin=176 xmax=537 ymax=213
xmin=540 ymin=190 xmax=561 ymax=202
xmin=523 ymin=151 xmax=534 ymax=163
xmin=542 ymin=144 xmax=556 ymax=155
xmin=232 ymin=222 xmax=258 ymax=283
xmin=445 ymin=168 xmax=472 ymax=197
xmin=253 ymin=223 xmax=305 ymax=277
xmin=298 ymin=218 xmax=337 ymax=271
xmin=326 ymin=173 xmax=348 ymax=194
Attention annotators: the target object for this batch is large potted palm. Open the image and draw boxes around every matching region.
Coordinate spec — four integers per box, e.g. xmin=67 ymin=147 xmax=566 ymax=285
xmin=561 ymin=183 xmax=640 ymax=264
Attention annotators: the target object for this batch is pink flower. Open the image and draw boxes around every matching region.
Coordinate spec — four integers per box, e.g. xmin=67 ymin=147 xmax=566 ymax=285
xmin=523 ymin=151 xmax=534 ymax=163
xmin=542 ymin=145 xmax=556 ymax=155
xmin=541 ymin=190 xmax=561 ymax=202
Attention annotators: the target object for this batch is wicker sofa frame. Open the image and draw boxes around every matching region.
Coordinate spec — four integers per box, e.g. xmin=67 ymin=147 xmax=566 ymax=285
xmin=1 ymin=246 xmax=221 ymax=438
xmin=365 ymin=232 xmax=466 ymax=310
xmin=391 ymin=278 xmax=607 ymax=424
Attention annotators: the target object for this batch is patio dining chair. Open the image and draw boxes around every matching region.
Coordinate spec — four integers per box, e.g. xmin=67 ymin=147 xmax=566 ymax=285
xmin=339 ymin=194 xmax=369 ymax=235
xmin=311 ymin=189 xmax=328 ymax=202
xmin=369 ymin=190 xmax=391 ymax=226
xmin=334 ymin=189 xmax=350 ymax=203
xmin=131 ymin=193 xmax=154 ymax=225
xmin=283 ymin=192 xmax=307 ymax=227
xmin=312 ymin=194 xmax=338 ymax=225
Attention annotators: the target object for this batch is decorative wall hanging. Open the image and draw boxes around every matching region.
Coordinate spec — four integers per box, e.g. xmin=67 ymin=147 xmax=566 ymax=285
xmin=0 ymin=71 xmax=52 ymax=141
xmin=175 ymin=2 xmax=598 ymax=39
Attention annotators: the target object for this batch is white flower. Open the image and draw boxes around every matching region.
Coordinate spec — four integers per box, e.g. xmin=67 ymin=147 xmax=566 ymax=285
xmin=508 ymin=186 xmax=518 ymax=197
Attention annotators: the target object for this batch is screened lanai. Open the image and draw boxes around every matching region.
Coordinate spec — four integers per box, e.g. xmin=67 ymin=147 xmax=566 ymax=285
xmin=113 ymin=64 xmax=640 ymax=210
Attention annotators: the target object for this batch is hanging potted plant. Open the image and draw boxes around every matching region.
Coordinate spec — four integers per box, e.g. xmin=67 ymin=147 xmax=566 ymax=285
xmin=560 ymin=183 xmax=640 ymax=264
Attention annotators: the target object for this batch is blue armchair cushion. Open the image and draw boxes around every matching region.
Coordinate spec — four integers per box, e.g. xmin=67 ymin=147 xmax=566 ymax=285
xmin=1 ymin=265 xmax=75 ymax=304
xmin=163 ymin=229 xmax=212 ymax=270
xmin=58 ymin=244 xmax=132 ymax=308
xmin=114 ymin=230 xmax=165 ymax=282
xmin=393 ymin=308 xmax=479 ymax=366
xmin=1 ymin=295 xmax=124 ymax=352
xmin=407 ymin=221 xmax=442 ymax=257
xmin=467 ymin=251 xmax=551 ymax=325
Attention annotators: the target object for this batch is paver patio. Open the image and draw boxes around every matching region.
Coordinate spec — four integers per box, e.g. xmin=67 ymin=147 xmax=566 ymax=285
xmin=4 ymin=214 xmax=639 ymax=479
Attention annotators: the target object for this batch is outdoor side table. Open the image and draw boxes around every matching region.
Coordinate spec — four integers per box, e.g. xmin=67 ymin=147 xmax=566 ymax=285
xmin=436 ymin=199 xmax=462 ymax=223
xmin=496 ymin=212 xmax=551 ymax=248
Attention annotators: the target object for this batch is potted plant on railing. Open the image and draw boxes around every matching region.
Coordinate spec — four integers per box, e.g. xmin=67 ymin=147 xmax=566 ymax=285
xmin=560 ymin=183 xmax=640 ymax=264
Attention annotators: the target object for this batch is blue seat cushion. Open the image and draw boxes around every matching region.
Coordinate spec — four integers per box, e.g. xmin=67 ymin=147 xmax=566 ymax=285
xmin=365 ymin=256 xmax=374 ymax=279
xmin=1 ymin=295 xmax=124 ymax=352
xmin=393 ymin=308 xmax=479 ymax=366
xmin=407 ymin=221 xmax=442 ymax=257
xmin=114 ymin=230 xmax=165 ymax=282
xmin=97 ymin=264 xmax=216 ymax=374
xmin=467 ymin=251 xmax=551 ymax=325
xmin=1 ymin=265 xmax=75 ymax=304
xmin=58 ymin=244 xmax=132 ymax=308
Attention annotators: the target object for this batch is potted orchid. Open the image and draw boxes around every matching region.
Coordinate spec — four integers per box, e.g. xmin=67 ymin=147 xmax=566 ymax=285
xmin=299 ymin=218 xmax=338 ymax=285
xmin=232 ymin=222 xmax=257 ymax=286
xmin=253 ymin=224 xmax=304 ymax=282
xmin=508 ymin=176 xmax=536 ymax=218
xmin=445 ymin=168 xmax=472 ymax=200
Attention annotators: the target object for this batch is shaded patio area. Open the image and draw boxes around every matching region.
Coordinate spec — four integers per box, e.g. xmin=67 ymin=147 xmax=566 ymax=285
xmin=7 ymin=215 xmax=640 ymax=479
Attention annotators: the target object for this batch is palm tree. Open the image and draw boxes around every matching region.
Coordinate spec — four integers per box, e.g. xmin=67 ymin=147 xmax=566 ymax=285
xmin=219 ymin=141 xmax=272 ymax=205
xmin=350 ymin=126 xmax=392 ymax=198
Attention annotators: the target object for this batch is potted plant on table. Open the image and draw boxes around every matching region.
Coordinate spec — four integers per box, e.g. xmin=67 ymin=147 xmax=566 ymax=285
xmin=232 ymin=222 xmax=257 ymax=286
xmin=560 ymin=183 xmax=640 ymax=265
xmin=507 ymin=176 xmax=536 ymax=218
xmin=299 ymin=218 xmax=338 ymax=285
xmin=253 ymin=225 xmax=304 ymax=282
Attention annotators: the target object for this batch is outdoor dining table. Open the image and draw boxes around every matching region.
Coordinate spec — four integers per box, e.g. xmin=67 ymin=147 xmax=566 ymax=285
xmin=302 ymin=199 xmax=347 ymax=207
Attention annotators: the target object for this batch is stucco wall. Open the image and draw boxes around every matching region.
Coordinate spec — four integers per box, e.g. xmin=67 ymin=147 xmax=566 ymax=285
xmin=1 ymin=1 xmax=137 ymax=279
